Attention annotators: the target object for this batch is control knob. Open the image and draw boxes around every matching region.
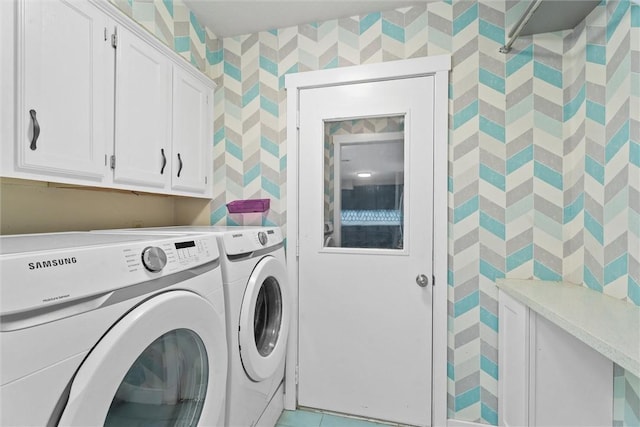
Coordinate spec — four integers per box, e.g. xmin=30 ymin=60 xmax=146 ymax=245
xmin=257 ymin=231 xmax=268 ymax=246
xmin=141 ymin=246 xmax=167 ymax=272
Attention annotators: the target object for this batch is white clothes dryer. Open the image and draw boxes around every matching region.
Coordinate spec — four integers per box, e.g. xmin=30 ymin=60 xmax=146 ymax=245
xmin=96 ymin=226 xmax=291 ymax=427
xmin=0 ymin=231 xmax=228 ymax=427
xmin=215 ymin=226 xmax=290 ymax=427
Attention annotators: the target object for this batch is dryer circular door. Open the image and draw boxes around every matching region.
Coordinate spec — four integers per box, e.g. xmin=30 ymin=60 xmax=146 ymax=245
xmin=238 ymin=256 xmax=290 ymax=381
xmin=58 ymin=291 xmax=227 ymax=427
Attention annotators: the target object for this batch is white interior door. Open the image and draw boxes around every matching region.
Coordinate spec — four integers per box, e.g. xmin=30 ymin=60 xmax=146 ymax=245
xmin=298 ymin=77 xmax=435 ymax=426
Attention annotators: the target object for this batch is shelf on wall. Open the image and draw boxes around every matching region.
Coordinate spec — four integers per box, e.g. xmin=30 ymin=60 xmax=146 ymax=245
xmin=501 ymin=0 xmax=601 ymax=53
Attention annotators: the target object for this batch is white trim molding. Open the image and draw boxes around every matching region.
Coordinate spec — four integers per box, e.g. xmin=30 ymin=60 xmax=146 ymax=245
xmin=285 ymin=55 xmax=451 ymax=427
xmin=447 ymin=419 xmax=488 ymax=427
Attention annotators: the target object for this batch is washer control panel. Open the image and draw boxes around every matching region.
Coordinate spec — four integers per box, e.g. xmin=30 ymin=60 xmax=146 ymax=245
xmin=123 ymin=235 xmax=217 ymax=274
xmin=0 ymin=233 xmax=221 ymax=328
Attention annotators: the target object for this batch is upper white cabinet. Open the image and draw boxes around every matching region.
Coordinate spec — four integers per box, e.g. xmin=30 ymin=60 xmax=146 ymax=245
xmin=171 ymin=68 xmax=213 ymax=194
xmin=2 ymin=0 xmax=215 ymax=198
xmin=113 ymin=25 xmax=172 ymax=189
xmin=15 ymin=0 xmax=110 ymax=181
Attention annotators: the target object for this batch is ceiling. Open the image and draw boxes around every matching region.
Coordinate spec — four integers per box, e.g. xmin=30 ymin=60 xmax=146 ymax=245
xmin=182 ymin=1 xmax=430 ymax=38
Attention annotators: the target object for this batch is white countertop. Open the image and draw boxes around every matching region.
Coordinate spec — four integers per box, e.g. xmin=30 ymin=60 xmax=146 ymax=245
xmin=496 ymin=279 xmax=640 ymax=378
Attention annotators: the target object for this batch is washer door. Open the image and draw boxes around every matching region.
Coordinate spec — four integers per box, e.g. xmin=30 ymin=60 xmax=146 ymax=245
xmin=58 ymin=291 xmax=227 ymax=427
xmin=239 ymin=256 xmax=290 ymax=382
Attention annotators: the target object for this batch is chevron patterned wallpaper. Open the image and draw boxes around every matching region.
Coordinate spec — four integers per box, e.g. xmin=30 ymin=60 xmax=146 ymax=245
xmin=115 ymin=0 xmax=638 ymax=425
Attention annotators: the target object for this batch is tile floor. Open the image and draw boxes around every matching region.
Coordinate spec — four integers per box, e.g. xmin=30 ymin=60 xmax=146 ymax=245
xmin=275 ymin=409 xmax=399 ymax=427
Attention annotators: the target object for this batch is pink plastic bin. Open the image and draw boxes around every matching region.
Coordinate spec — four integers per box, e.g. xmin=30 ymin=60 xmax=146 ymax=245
xmin=226 ymin=199 xmax=270 ymax=213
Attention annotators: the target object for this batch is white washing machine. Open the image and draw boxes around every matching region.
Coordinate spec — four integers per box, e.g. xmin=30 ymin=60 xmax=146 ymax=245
xmin=213 ymin=226 xmax=290 ymax=427
xmin=96 ymin=226 xmax=291 ymax=427
xmin=0 ymin=231 xmax=228 ymax=426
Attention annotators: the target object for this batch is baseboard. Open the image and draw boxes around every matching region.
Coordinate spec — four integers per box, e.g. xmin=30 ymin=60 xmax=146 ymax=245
xmin=447 ymin=419 xmax=488 ymax=427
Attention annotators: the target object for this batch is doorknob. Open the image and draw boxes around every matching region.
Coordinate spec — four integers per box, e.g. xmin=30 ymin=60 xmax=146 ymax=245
xmin=416 ymin=274 xmax=429 ymax=287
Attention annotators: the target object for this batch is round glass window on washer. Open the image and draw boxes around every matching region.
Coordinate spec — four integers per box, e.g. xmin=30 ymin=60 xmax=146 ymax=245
xmin=254 ymin=276 xmax=283 ymax=357
xmin=104 ymin=329 xmax=208 ymax=427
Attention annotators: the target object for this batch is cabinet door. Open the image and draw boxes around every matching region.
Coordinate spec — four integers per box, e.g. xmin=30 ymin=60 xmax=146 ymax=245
xmin=529 ymin=314 xmax=612 ymax=427
xmin=113 ymin=25 xmax=171 ymax=188
xmin=16 ymin=0 xmax=109 ymax=180
xmin=171 ymin=68 xmax=212 ymax=194
xmin=498 ymin=290 xmax=529 ymax=427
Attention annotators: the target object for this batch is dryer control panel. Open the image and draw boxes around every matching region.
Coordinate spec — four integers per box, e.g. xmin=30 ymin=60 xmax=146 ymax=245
xmin=222 ymin=227 xmax=283 ymax=256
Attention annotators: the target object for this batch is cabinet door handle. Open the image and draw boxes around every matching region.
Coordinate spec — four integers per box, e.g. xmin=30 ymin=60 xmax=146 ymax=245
xmin=177 ymin=153 xmax=183 ymax=178
xmin=160 ymin=148 xmax=167 ymax=174
xmin=29 ymin=109 xmax=40 ymax=151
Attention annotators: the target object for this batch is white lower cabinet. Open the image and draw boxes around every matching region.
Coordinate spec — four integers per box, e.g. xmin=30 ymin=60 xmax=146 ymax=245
xmin=498 ymin=289 xmax=613 ymax=427
xmin=1 ymin=0 xmax=215 ymax=198
xmin=498 ymin=291 xmax=530 ymax=427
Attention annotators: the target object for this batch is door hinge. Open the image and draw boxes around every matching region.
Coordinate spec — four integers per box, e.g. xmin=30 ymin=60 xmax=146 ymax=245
xmin=296 ymin=242 xmax=299 ymax=257
xmin=296 ymin=110 xmax=300 ymax=129
xmin=432 ymin=275 xmax=435 ymax=287
xmin=111 ymin=29 xmax=118 ymax=49
xmin=110 ymin=155 xmax=116 ymax=169
xmin=205 ymin=176 xmax=208 ymax=184
xmin=295 ymin=366 xmax=299 ymax=385
xmin=104 ymin=27 xmax=107 ymax=41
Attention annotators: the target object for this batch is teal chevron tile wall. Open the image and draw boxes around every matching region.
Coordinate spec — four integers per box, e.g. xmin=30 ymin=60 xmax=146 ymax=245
xmin=108 ymin=0 xmax=217 ymax=75
xmin=114 ymin=0 xmax=639 ymax=425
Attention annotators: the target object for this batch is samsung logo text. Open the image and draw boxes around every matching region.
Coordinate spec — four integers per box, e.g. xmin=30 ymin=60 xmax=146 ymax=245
xmin=28 ymin=257 xmax=77 ymax=270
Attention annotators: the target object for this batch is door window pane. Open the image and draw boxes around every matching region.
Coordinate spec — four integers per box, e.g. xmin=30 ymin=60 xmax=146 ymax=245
xmin=324 ymin=116 xmax=405 ymax=249
xmin=105 ymin=329 xmax=208 ymax=427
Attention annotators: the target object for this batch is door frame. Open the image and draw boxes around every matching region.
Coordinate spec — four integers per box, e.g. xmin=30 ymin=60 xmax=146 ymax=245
xmin=285 ymin=56 xmax=451 ymax=426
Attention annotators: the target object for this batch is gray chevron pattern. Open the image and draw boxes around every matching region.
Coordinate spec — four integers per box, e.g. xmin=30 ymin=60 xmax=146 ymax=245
xmin=114 ymin=0 xmax=639 ymax=425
